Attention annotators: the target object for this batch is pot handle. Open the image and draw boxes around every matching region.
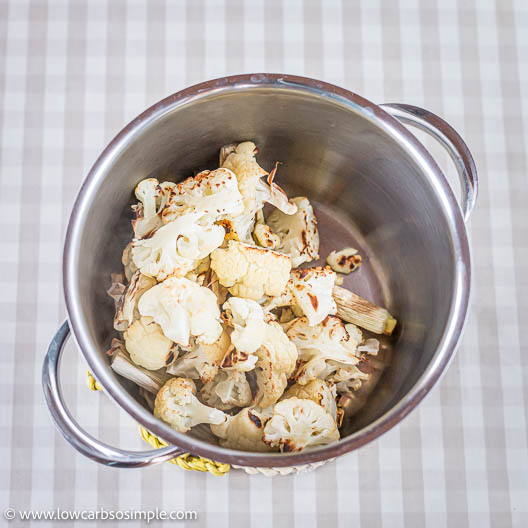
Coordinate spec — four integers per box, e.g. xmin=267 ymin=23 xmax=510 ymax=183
xmin=42 ymin=321 xmax=185 ymax=468
xmin=381 ymin=103 xmax=478 ymax=222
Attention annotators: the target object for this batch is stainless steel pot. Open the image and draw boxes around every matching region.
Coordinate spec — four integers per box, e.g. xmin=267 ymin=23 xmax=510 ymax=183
xmin=42 ymin=74 xmax=477 ymax=469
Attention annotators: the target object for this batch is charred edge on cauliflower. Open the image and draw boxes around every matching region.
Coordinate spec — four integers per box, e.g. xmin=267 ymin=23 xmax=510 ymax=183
xmin=248 ymin=411 xmax=263 ymax=428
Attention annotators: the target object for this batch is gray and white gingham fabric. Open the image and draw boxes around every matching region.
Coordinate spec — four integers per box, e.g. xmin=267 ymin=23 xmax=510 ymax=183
xmin=1 ymin=0 xmax=527 ymax=526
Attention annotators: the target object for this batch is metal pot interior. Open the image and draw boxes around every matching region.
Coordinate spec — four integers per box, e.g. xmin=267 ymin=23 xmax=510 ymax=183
xmin=67 ymin=80 xmax=466 ymax=462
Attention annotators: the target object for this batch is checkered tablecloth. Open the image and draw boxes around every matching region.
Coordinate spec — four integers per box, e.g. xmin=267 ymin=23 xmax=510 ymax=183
xmin=2 ymin=0 xmax=527 ymax=526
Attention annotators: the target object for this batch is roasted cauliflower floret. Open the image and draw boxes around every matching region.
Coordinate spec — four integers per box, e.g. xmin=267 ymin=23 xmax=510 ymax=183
xmin=114 ymin=271 xmax=156 ymax=331
xmin=138 ymin=276 xmax=223 ymax=347
xmin=254 ymin=322 xmax=298 ymax=407
xmin=220 ymin=142 xmax=296 ymax=242
xmin=358 ymin=338 xmax=380 ymax=356
xmin=267 ymin=196 xmax=319 ymax=267
xmin=263 ymin=397 xmax=339 ymax=452
xmin=283 ymin=379 xmax=337 ymax=422
xmin=167 ymin=329 xmax=231 ymax=384
xmin=161 ymin=168 xmax=244 ymax=224
xmin=199 ymin=370 xmax=252 ymax=411
xmin=287 ymin=316 xmax=363 ymax=384
xmin=154 ymin=378 xmax=226 ymax=433
xmin=253 ymin=222 xmax=280 ymax=249
xmin=221 ymin=142 xmax=268 ymax=211
xmin=221 ymin=141 xmax=296 ymax=214
xmin=288 ymin=315 xmax=362 ymax=363
xmin=220 ymin=297 xmax=267 ymax=371
xmin=326 ymin=247 xmax=362 ymax=274
xmin=264 ymin=267 xmax=337 ymax=327
xmin=324 ymin=361 xmax=371 ymax=393
xmin=131 ymin=212 xmax=225 ymax=281
xmin=124 ymin=316 xmax=176 ymax=370
xmin=323 ymin=339 xmax=379 ymax=394
xmin=210 ymin=406 xmax=275 ymax=452
xmin=132 ymin=179 xmax=174 ymax=239
xmin=122 ymin=242 xmax=138 ymax=281
xmin=210 ymin=240 xmax=292 ymax=300
xmin=222 ymin=297 xmax=267 ymax=353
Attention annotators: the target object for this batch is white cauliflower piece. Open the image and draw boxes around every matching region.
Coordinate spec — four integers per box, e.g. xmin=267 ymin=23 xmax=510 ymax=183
xmin=210 ymin=240 xmax=291 ymax=300
xmin=154 ymin=378 xmax=226 ymax=433
xmin=358 ymin=338 xmax=380 ymax=356
xmin=287 ymin=315 xmax=362 ymax=364
xmin=263 ymin=397 xmax=339 ymax=452
xmin=326 ymin=247 xmax=362 ymax=274
xmin=131 ymin=213 xmax=225 ymax=281
xmin=325 ymin=339 xmax=379 ymax=394
xmin=254 ymin=322 xmax=298 ymax=407
xmin=124 ymin=316 xmax=176 ymax=370
xmin=210 ymin=406 xmax=275 ymax=452
xmin=325 ymin=361 xmax=370 ymax=393
xmin=221 ymin=346 xmax=258 ymax=372
xmin=220 ymin=142 xmax=297 ymax=242
xmin=113 ymin=271 xmax=156 ymax=331
xmin=161 ymin=168 xmax=244 ymax=223
xmin=166 ymin=329 xmax=231 ymax=383
xmin=283 ymin=379 xmax=338 ymax=422
xmin=229 ymin=211 xmax=258 ymax=243
xmin=221 ymin=141 xmax=268 ymax=212
xmin=253 ymin=223 xmax=280 ymax=249
xmin=261 ymin=162 xmax=298 ymax=215
xmin=138 ymin=276 xmax=223 ymax=347
xmin=287 ymin=316 xmax=363 ymax=384
xmin=264 ymin=267 xmax=337 ymax=327
xmin=132 ymin=179 xmax=174 ymax=239
xmin=199 ymin=370 xmax=252 ymax=411
xmin=222 ymin=297 xmax=267 ymax=353
xmin=222 ymin=141 xmax=297 ymax=214
xmin=267 ymin=196 xmax=319 ymax=267
xmin=220 ymin=297 xmax=268 ymax=371
xmin=219 ymin=143 xmax=237 ymax=166
xmin=122 ymin=242 xmax=138 ymax=281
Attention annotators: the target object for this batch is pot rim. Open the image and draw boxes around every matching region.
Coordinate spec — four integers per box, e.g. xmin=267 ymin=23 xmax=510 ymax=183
xmin=63 ymin=73 xmax=471 ymax=467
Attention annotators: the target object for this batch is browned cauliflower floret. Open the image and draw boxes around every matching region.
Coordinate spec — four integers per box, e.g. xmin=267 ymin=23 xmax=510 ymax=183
xmin=254 ymin=322 xmax=298 ymax=408
xmin=199 ymin=370 xmax=252 ymax=411
xmin=267 ymin=196 xmax=319 ymax=267
xmin=154 ymin=378 xmax=226 ymax=433
xmin=287 ymin=316 xmax=363 ymax=384
xmin=210 ymin=240 xmax=292 ymax=300
xmin=253 ymin=222 xmax=281 ymax=249
xmin=220 ymin=142 xmax=297 ymax=242
xmin=122 ymin=242 xmax=138 ymax=281
xmin=138 ymin=276 xmax=223 ymax=347
xmin=283 ymin=379 xmax=338 ymax=422
xmin=264 ymin=267 xmax=337 ymax=327
xmin=132 ymin=212 xmax=225 ymax=282
xmin=263 ymin=397 xmax=339 ymax=452
xmin=124 ymin=316 xmax=176 ymax=370
xmin=166 ymin=329 xmax=231 ymax=384
xmin=113 ymin=271 xmax=156 ymax=331
xmin=161 ymin=168 xmax=245 ymax=224
xmin=210 ymin=406 xmax=275 ymax=452
xmin=132 ymin=179 xmax=174 ymax=239
xmin=220 ymin=297 xmax=268 ymax=371
xmin=221 ymin=142 xmax=268 ymax=212
xmin=326 ymin=247 xmax=362 ymax=274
